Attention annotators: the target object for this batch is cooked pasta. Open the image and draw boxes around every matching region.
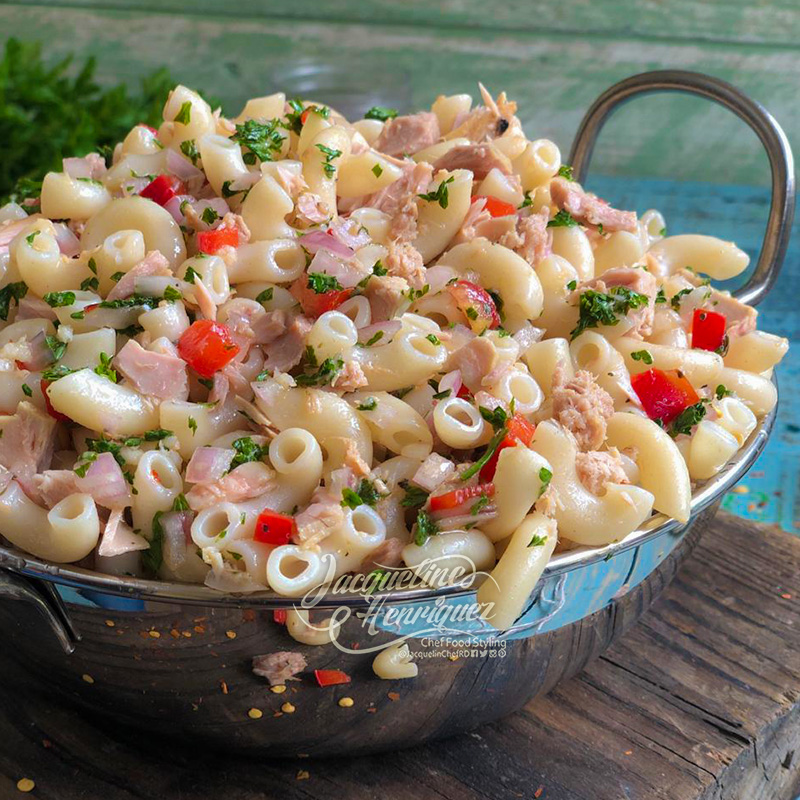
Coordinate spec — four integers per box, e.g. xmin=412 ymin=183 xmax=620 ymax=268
xmin=0 ymin=83 xmax=784 ymax=635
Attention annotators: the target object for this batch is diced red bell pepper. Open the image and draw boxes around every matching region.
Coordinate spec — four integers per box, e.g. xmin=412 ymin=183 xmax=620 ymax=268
xmin=314 ymin=669 xmax=351 ymax=687
xmin=196 ymin=226 xmax=239 ymax=255
xmin=631 ymin=368 xmax=699 ymax=424
xmin=691 ymin=309 xmax=727 ymax=352
xmin=457 ymin=384 xmax=473 ymax=399
xmin=447 ymin=279 xmax=500 ymax=334
xmin=473 ymin=195 xmax=517 ymax=218
xmin=253 ymin=509 xmax=297 ymax=546
xmin=40 ymin=379 xmax=69 ymax=421
xmin=139 ymin=174 xmax=185 ymax=207
xmin=290 ymin=277 xmax=353 ymax=318
xmin=177 ymin=320 xmax=240 ymax=378
xmin=273 ymin=610 xmax=287 ymax=625
xmin=479 ymin=414 xmax=536 ymax=481
xmin=429 ymin=482 xmax=495 ymax=513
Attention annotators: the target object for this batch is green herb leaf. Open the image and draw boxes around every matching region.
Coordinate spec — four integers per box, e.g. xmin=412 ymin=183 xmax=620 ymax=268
xmin=547 ymin=209 xmax=578 ymax=228
xmin=187 ymin=416 xmax=198 ymax=435
xmin=669 ymin=401 xmax=707 ymax=437
xmin=364 ymin=106 xmax=398 ymax=121
xmin=179 ymin=139 xmax=199 ymax=165
xmin=0 ymin=281 xmax=28 ymax=321
xmin=230 ymin=436 xmax=268 ymax=468
xmin=43 ymin=291 xmax=76 ymax=308
xmin=94 ymin=352 xmax=117 ymax=383
xmin=372 ymin=260 xmax=388 ymax=276
xmin=174 ymin=101 xmax=192 ymax=125
xmin=364 ymin=330 xmax=384 ymax=347
xmin=25 ymin=230 xmax=40 ymax=245
xmin=537 ymin=467 xmax=553 ymax=498
xmin=398 ymin=480 xmax=429 ymax=509
xmin=479 ymin=405 xmax=508 ymax=431
xmin=357 ymin=397 xmax=377 ymax=411
xmin=256 ymin=287 xmax=274 ymax=303
xmin=670 ymin=288 xmax=693 ymax=310
xmin=183 ymin=266 xmax=200 ymax=284
xmin=295 ymin=357 xmax=344 ymax=387
xmin=528 ymin=533 xmax=548 ymax=548
xmin=418 ymin=176 xmax=454 ymax=209
xmin=371 ymin=163 xmax=383 ymax=178
xmin=470 ymin=495 xmax=490 ymax=515
xmin=630 ymin=349 xmax=654 ymax=365
xmin=163 ymin=285 xmax=182 ymax=302
xmin=570 ymin=286 xmax=649 ymax=340
xmin=80 ymin=276 xmax=99 ymax=292
xmin=315 ymin=143 xmax=342 ymax=178
xmin=414 ymin=509 xmax=439 ymax=546
xmin=715 ymin=384 xmax=732 ymax=400
xmin=341 ymin=487 xmax=363 ymax=509
xmin=307 ymin=272 xmax=343 ymax=294
xmin=356 ymin=478 xmax=381 ymax=507
xmin=557 ymin=164 xmax=574 ymax=180
xmin=200 ymin=206 xmax=219 ymax=226
xmin=141 ymin=511 xmax=165 ymax=574
xmin=21 ymin=383 xmax=32 ymax=397
xmin=44 ymin=334 xmax=66 ymax=361
xmin=425 ymin=333 xmax=441 ymax=346
xmin=73 ymin=450 xmax=97 ymax=478
xmin=231 ymin=119 xmax=286 ymax=164
xmin=460 ymin=426 xmax=508 ymax=482
xmin=172 ymin=493 xmax=190 ymax=512
xmin=655 ymin=288 xmax=667 ymax=304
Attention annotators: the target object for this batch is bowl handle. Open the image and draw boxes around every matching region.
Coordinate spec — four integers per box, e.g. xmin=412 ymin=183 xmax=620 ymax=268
xmin=0 ymin=568 xmax=79 ymax=654
xmin=568 ymin=69 xmax=795 ymax=307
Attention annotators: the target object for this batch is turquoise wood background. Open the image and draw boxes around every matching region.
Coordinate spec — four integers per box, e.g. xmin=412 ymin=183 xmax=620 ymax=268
xmin=0 ymin=0 xmax=797 ymax=530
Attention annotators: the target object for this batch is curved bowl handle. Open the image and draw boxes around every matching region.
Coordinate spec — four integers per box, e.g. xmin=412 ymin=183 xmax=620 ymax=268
xmin=569 ymin=70 xmax=795 ymax=307
xmin=0 ymin=568 xmax=79 ymax=654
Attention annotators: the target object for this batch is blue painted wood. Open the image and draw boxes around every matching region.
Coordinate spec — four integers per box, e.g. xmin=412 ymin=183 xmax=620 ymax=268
xmin=589 ymin=175 xmax=798 ymax=533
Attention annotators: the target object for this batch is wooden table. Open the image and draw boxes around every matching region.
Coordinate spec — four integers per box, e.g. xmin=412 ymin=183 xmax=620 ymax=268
xmin=1 ymin=511 xmax=798 ymax=800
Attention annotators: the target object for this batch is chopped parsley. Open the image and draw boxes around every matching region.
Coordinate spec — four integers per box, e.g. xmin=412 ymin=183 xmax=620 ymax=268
xmin=537 ymin=467 xmax=553 ymax=498
xmin=183 ymin=266 xmax=200 ymax=284
xmin=655 ymin=288 xmax=667 ymax=304
xmin=303 ymin=345 xmax=318 ymax=369
xmin=659 ymin=226 xmax=667 ymax=237
xmin=232 ymin=119 xmax=286 ymax=164
xmin=425 ymin=333 xmax=441 ymax=346
xmin=0 ymin=281 xmax=28 ymax=320
xmin=256 ymin=287 xmax=274 ymax=303
xmin=570 ymin=286 xmax=650 ymax=340
xmin=315 ymin=144 xmax=342 ymax=178
xmin=487 ymin=289 xmax=505 ymax=322
xmin=80 ymin=275 xmax=99 ymax=293
xmin=41 ymin=364 xmax=77 ymax=382
xmin=715 ymin=384 xmax=732 ymax=400
xmin=566 ymin=280 xmax=577 ymax=291
xmin=163 ymin=285 xmax=182 ymax=302
xmin=25 ymin=230 xmax=40 ymax=245
xmin=432 ymin=389 xmax=451 ymax=400
xmin=307 ymin=272 xmax=343 ymax=294
xmin=180 ymin=139 xmax=200 ymax=165
xmin=187 ymin=416 xmax=198 ymax=435
xmin=230 ymin=436 xmax=268 ymax=468
xmin=414 ymin=510 xmax=439 ymax=546
xmin=44 ymin=334 xmax=66 ymax=361
xmin=110 ymin=271 xmax=125 ymax=283
xmin=174 ymin=101 xmax=192 ymax=125
xmin=465 ymin=306 xmax=478 ymax=321
xmin=200 ymin=206 xmax=219 ymax=226
xmin=398 ymin=480 xmax=429 ymax=509
xmin=295 ymin=357 xmax=344 ymax=387
xmin=631 ymin=349 xmax=654 ymax=365
xmin=198 ymin=377 xmax=214 ymax=390
xmin=470 ymin=495 xmax=491 ymax=515
xmin=372 ymin=260 xmax=388 ymax=276
xmin=73 ymin=451 xmax=97 ymax=478
xmin=597 ymin=223 xmax=605 ymax=235
xmin=528 ymin=533 xmax=548 ymax=548
xmin=341 ymin=487 xmax=364 ymax=509
xmin=341 ymin=479 xmax=381 ymax=509
xmin=364 ymin=106 xmax=398 ymax=121
xmin=94 ymin=352 xmax=117 ymax=383
xmin=418 ymin=176 xmax=454 ymax=209
xmin=364 ymin=330 xmax=384 ymax=347
xmin=670 ymin=288 xmax=693 ymax=310
xmin=547 ymin=209 xmax=578 ymax=228
xmin=557 ymin=164 xmax=574 ymax=180
xmin=141 ymin=511 xmax=165 ymax=574
xmin=21 ymin=383 xmax=32 ymax=397
xmin=87 ymin=258 xmax=98 ymax=275
xmin=460 ymin=426 xmax=508 ymax=481
xmin=371 ymin=163 xmax=383 ymax=178
xmin=669 ymin=401 xmax=706 ymax=437
xmin=357 ymin=397 xmax=378 ymax=411
xmin=43 ymin=291 xmax=76 ymax=308
xmin=518 ymin=191 xmax=533 ymax=209
xmin=97 ymin=294 xmax=161 ymax=310
xmin=405 ymin=284 xmax=430 ymax=303
xmin=172 ymin=493 xmax=190 ymax=512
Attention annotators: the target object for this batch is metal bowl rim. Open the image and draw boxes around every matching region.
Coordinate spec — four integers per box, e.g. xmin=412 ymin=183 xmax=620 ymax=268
xmin=0 ymin=382 xmax=778 ymax=609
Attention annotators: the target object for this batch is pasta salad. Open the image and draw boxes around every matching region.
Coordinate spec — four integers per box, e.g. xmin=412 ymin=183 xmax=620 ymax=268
xmin=0 ymin=83 xmax=787 ymax=629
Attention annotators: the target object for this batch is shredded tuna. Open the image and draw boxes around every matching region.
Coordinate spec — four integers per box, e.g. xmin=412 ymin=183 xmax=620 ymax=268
xmin=431 ymin=143 xmax=511 ymax=180
xmin=412 ymin=453 xmax=455 ymax=492
xmin=365 ymin=161 xmax=433 ymax=243
xmin=446 ymin=337 xmax=498 ymax=392
xmin=185 ymin=462 xmax=274 ymax=511
xmin=535 ymin=484 xmax=559 ymax=517
xmin=375 ymin=112 xmax=440 ymax=157
xmin=190 ymin=276 xmax=218 ymax=322
xmin=263 ymin=314 xmax=313 ymax=373
xmin=0 ymin=402 xmax=57 ymax=499
xmin=342 ymin=438 xmax=372 ymax=478
xmin=364 ymin=275 xmax=409 ymax=322
xmin=360 ymin=538 xmax=405 ymax=572
xmin=295 ymin=192 xmax=330 ymax=226
xmin=295 ymin=501 xmax=345 ymax=545
xmin=221 ymin=212 xmax=250 ymax=245
xmin=32 ymin=470 xmax=80 ymax=508
xmin=98 ymin=509 xmax=150 ymax=558
xmin=252 ymin=651 xmax=307 ymax=685
xmin=552 ymin=366 xmax=614 ymax=451
xmin=276 ymin=165 xmax=307 ymax=198
xmin=105 ymin=251 xmax=172 ymax=302
xmin=385 ymin=241 xmax=426 ymax=289
xmin=550 ymin=177 xmax=637 ymax=233
xmin=333 ymin=360 xmax=368 ymax=392
xmin=515 ymin=208 xmax=552 ymax=267
xmin=575 ymin=450 xmax=630 ymax=495
xmin=678 ymin=269 xmax=757 ymax=337
xmin=114 ymin=339 xmax=188 ymax=400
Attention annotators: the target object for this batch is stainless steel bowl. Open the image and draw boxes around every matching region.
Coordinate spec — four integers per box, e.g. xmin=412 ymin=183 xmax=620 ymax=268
xmin=0 ymin=71 xmax=793 ymax=757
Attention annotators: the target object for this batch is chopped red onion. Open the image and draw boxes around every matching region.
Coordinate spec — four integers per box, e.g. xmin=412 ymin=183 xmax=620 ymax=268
xmin=512 ymin=322 xmax=545 ymax=352
xmin=98 ymin=510 xmax=149 ymax=557
xmin=437 ymin=370 xmax=462 ymax=399
xmin=185 ymin=447 xmax=235 ymax=484
xmin=161 ymin=510 xmax=195 ymax=571
xmin=412 ymin=453 xmax=456 ymax=493
xmin=52 ymin=222 xmax=81 ymax=257
xmin=75 ymin=452 xmax=132 ymax=509
xmin=357 ymin=319 xmax=401 ymax=346
xmin=426 ymin=265 xmax=459 ymax=295
xmin=330 ymin=217 xmax=371 ymax=250
xmin=308 ymin=249 xmax=367 ymax=289
xmin=165 ymin=148 xmax=205 ymax=182
xmin=299 ymin=229 xmax=354 ymax=259
xmin=164 ymin=194 xmax=194 ymax=225
xmin=63 ymin=153 xmax=107 ymax=180
xmin=119 ymin=176 xmax=152 ymax=196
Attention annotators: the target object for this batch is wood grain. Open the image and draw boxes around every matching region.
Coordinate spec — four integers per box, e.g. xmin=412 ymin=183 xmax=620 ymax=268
xmin=0 ymin=4 xmax=798 ymax=186
xmin=1 ymin=512 xmax=798 ymax=799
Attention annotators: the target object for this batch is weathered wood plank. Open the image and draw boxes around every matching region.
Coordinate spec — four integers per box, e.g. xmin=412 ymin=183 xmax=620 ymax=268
xmin=12 ymin=0 xmax=800 ymax=47
xmin=0 ymin=6 xmax=798 ymax=186
xmin=1 ymin=512 xmax=798 ymax=799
